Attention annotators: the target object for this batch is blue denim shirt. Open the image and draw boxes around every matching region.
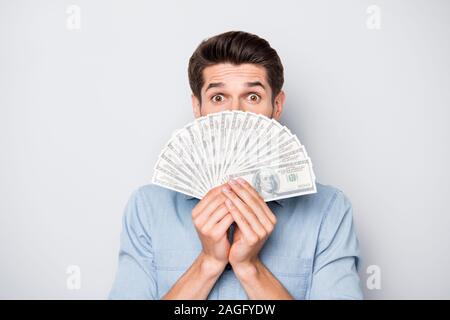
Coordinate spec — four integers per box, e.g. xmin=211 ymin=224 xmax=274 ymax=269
xmin=109 ymin=182 xmax=363 ymax=299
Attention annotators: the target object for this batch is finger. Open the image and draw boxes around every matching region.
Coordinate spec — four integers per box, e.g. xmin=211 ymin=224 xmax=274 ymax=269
xmin=195 ymin=193 xmax=227 ymax=227
xmin=201 ymin=203 xmax=229 ymax=232
xmin=224 ymin=199 xmax=259 ymax=245
xmin=235 ymin=177 xmax=277 ymax=225
xmin=210 ymin=213 xmax=234 ymax=238
xmin=228 ymin=178 xmax=274 ymax=232
xmin=222 ymin=186 xmax=267 ymax=239
xmin=192 ymin=185 xmax=224 ymax=219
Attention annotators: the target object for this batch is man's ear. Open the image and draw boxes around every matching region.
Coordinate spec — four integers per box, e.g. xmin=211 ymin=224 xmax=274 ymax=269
xmin=191 ymin=94 xmax=202 ymax=118
xmin=272 ymin=90 xmax=285 ymax=121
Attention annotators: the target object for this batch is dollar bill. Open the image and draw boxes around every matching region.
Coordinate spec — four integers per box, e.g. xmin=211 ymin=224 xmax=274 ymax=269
xmin=226 ymin=159 xmax=316 ymax=202
xmin=152 ymin=111 xmax=317 ymax=202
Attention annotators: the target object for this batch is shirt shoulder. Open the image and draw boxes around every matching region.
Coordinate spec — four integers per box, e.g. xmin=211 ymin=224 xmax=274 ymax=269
xmin=299 ymin=182 xmax=356 ymax=251
xmin=134 ymin=183 xmax=183 ymax=203
xmin=126 ymin=183 xmax=189 ymax=225
xmin=315 ymin=182 xmax=352 ymax=212
xmin=282 ymin=181 xmax=352 ymax=219
xmin=314 ymin=181 xmax=349 ymax=202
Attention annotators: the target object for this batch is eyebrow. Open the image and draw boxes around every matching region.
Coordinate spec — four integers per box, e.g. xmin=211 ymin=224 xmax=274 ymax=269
xmin=205 ymin=81 xmax=266 ymax=92
xmin=205 ymin=82 xmax=225 ymax=92
xmin=245 ymin=81 xmax=266 ymax=90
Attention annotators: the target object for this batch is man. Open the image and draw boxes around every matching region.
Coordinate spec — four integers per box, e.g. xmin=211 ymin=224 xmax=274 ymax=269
xmin=109 ymin=31 xmax=363 ymax=299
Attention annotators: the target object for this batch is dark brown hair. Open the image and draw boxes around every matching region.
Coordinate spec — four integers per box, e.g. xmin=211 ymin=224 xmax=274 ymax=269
xmin=188 ymin=31 xmax=284 ymax=104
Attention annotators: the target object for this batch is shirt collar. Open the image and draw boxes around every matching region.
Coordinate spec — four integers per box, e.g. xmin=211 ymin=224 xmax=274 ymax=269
xmin=182 ymin=193 xmax=285 ymax=207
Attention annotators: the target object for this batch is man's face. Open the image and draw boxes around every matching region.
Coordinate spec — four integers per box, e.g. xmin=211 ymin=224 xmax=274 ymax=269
xmin=192 ymin=63 xmax=285 ymax=120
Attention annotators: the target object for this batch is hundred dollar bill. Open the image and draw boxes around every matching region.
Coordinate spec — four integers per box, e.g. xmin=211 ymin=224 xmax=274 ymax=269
xmin=237 ymin=132 xmax=302 ymax=170
xmin=226 ymin=159 xmax=317 ymax=202
xmin=218 ymin=111 xmax=238 ymax=180
xmin=154 ymin=150 xmax=206 ymax=194
xmin=239 ymin=145 xmax=308 ymax=171
xmin=224 ymin=112 xmax=261 ymax=175
xmin=151 ymin=110 xmax=317 ymax=201
xmin=152 ymin=169 xmax=203 ymax=199
xmin=176 ymin=123 xmax=213 ymax=188
xmin=220 ymin=111 xmax=245 ymax=183
xmin=230 ymin=117 xmax=285 ymax=172
xmin=196 ymin=116 xmax=215 ymax=188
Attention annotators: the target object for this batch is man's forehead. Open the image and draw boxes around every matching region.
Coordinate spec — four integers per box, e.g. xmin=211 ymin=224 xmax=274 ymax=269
xmin=202 ymin=63 xmax=268 ymax=88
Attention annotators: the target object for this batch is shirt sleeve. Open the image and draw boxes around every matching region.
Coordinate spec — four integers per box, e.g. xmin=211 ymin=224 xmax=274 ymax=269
xmin=308 ymin=190 xmax=363 ymax=299
xmin=108 ymin=188 xmax=158 ymax=299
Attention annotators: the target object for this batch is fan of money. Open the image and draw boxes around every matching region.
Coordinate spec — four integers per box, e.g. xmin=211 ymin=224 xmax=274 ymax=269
xmin=152 ymin=110 xmax=316 ymax=202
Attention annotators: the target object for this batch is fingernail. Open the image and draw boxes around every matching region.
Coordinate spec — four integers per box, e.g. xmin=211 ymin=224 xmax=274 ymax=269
xmin=222 ymin=186 xmax=231 ymax=193
xmin=237 ymin=178 xmax=246 ymax=185
xmin=228 ymin=179 xmax=237 ymax=185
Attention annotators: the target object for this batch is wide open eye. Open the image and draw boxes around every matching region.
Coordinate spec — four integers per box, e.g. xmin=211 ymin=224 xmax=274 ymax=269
xmin=247 ymin=93 xmax=261 ymax=103
xmin=211 ymin=94 xmax=225 ymax=103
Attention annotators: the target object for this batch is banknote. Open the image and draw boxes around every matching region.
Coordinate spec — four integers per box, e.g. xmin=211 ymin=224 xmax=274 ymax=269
xmin=152 ymin=111 xmax=317 ymax=201
xmin=226 ymin=159 xmax=316 ymax=202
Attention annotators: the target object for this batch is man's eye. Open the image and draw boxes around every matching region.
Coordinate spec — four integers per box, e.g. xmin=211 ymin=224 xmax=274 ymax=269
xmin=211 ymin=94 xmax=225 ymax=103
xmin=247 ymin=93 xmax=261 ymax=103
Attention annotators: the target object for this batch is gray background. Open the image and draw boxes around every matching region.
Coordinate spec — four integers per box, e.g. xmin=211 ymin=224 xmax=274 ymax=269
xmin=1 ymin=0 xmax=449 ymax=299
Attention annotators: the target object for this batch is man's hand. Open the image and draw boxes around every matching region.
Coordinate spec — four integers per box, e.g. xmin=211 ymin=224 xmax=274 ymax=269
xmin=218 ymin=177 xmax=293 ymax=299
xmin=164 ymin=180 xmax=290 ymax=300
xmin=221 ymin=177 xmax=277 ymax=277
xmin=163 ymin=184 xmax=233 ymax=299
xmin=192 ymin=183 xmax=234 ymax=276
